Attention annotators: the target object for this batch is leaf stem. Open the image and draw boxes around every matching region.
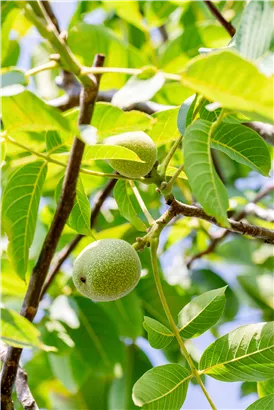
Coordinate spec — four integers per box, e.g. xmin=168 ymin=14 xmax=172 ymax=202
xmin=129 ymin=181 xmax=155 ymax=225
xmin=150 ymin=238 xmax=217 ymax=410
xmin=25 ymin=60 xmax=59 ymax=77
xmin=158 ymin=134 xmax=183 ymax=179
xmin=165 ymin=164 xmax=185 ymax=191
xmin=81 ymin=66 xmax=181 ymax=82
xmin=3 ymin=134 xmax=135 ymax=181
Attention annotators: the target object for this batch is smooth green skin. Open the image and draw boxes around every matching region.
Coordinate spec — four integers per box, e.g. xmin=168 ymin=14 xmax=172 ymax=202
xmin=105 ymin=131 xmax=157 ymax=178
xmin=73 ymin=239 xmax=141 ymax=302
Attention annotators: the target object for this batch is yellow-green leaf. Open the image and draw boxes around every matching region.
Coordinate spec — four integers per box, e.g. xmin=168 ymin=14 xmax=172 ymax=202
xmin=181 ymin=50 xmax=274 ymax=122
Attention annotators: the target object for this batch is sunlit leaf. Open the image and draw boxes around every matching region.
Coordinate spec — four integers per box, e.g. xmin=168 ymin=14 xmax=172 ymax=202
xmin=103 ymin=1 xmax=146 ymax=31
xmin=184 ymin=119 xmax=229 ymax=226
xmin=2 ymin=161 xmax=47 ymax=279
xmin=91 ymin=102 xmax=153 ymax=139
xmin=246 ymin=394 xmax=274 ymax=410
xmin=1 ymin=137 xmax=7 ymax=167
xmin=68 ymin=23 xmax=147 ymax=89
xmin=84 ymin=144 xmax=144 ymax=162
xmin=1 ymin=89 xmax=72 ymax=133
xmin=181 ymin=50 xmax=274 ymax=122
xmin=114 ymin=180 xmax=147 ymax=232
xmin=1 ymin=307 xmax=53 ymax=351
xmin=178 ymin=287 xmax=226 ymax=338
xmin=200 ymin=322 xmax=274 ymax=381
xmin=258 ymin=378 xmax=274 ymax=398
xmin=143 ymin=316 xmax=174 ymax=349
xmin=133 ymin=364 xmax=191 ymax=409
xmin=149 ymin=107 xmax=180 ymax=146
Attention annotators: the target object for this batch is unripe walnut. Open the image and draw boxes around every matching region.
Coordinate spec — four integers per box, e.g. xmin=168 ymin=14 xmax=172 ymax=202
xmin=73 ymin=239 xmax=141 ymax=302
xmin=105 ymin=131 xmax=157 ymax=178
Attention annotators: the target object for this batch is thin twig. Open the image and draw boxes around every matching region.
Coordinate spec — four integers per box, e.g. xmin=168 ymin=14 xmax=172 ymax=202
xmin=40 ymin=178 xmax=117 ymax=299
xmin=204 ymin=1 xmax=236 ymax=37
xmin=0 ymin=344 xmax=39 ymax=410
xmin=0 ymin=39 xmax=105 ymax=410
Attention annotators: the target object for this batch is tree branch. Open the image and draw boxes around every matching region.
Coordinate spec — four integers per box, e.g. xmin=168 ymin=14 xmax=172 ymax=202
xmin=187 ymin=185 xmax=274 ymax=268
xmin=204 ymin=1 xmax=236 ymax=37
xmin=40 ymin=178 xmax=117 ymax=299
xmin=0 ymin=344 xmax=38 ymax=410
xmin=0 ymin=39 xmax=105 ymax=410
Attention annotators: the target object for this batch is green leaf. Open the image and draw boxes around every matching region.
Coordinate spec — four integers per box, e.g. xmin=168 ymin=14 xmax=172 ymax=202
xmin=45 ymin=130 xmax=67 ymax=154
xmin=103 ymin=1 xmax=146 ymax=31
xmin=112 ymin=73 xmax=165 ymax=110
xmin=184 ymin=119 xmax=229 ymax=226
xmin=191 ymin=269 xmax=239 ymax=321
xmin=1 ymin=1 xmax=17 ymax=24
xmin=212 ymin=123 xmax=271 ymax=176
xmin=199 ymin=322 xmax=274 ymax=382
xmin=258 ymin=378 xmax=274 ymax=398
xmin=181 ymin=50 xmax=274 ymax=122
xmin=91 ymin=102 xmax=153 ymax=139
xmin=2 ymin=161 xmax=47 ymax=279
xmin=84 ymin=144 xmax=144 ymax=162
xmin=1 ymin=260 xmax=27 ymax=297
xmin=0 ymin=67 xmax=28 ymax=92
xmin=55 ymin=176 xmax=91 ymax=236
xmin=178 ymin=287 xmax=227 ymax=339
xmin=143 ymin=316 xmax=174 ymax=349
xmin=99 ymin=291 xmax=143 ymax=340
xmin=148 ymin=107 xmax=180 ymax=146
xmin=1 ymin=89 xmax=72 ymax=133
xmin=68 ymin=23 xmax=147 ymax=90
xmin=1 ymin=307 xmax=53 ymax=351
xmin=177 ymin=94 xmax=197 ymax=136
xmin=109 ymin=345 xmax=152 ymax=410
xmin=166 ymin=166 xmax=187 ymax=180
xmin=133 ymin=364 xmax=191 ymax=409
xmin=235 ymin=1 xmax=273 ymax=61
xmin=114 ymin=180 xmax=147 ymax=232
xmin=238 ymin=274 xmax=274 ymax=311
xmin=31 ymin=42 xmax=60 ymax=100
xmin=49 ymin=297 xmax=124 ymax=392
xmin=246 ymin=394 xmax=274 ymax=410
xmin=1 ymin=137 xmax=7 ymax=167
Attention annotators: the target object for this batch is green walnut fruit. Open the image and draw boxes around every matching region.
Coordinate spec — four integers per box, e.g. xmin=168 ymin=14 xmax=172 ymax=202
xmin=72 ymin=239 xmax=141 ymax=302
xmin=105 ymin=131 xmax=157 ymax=178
